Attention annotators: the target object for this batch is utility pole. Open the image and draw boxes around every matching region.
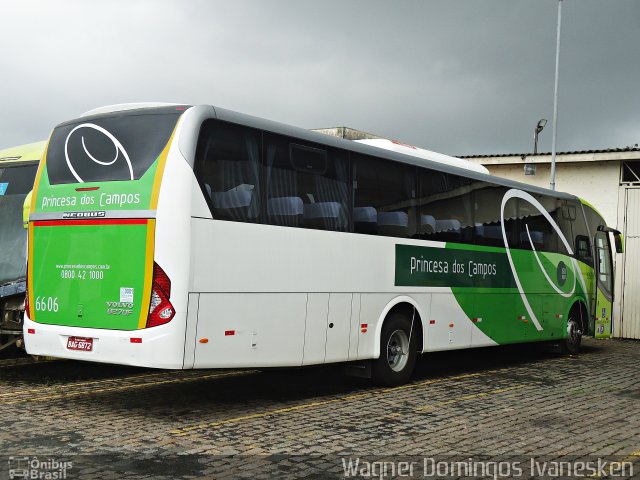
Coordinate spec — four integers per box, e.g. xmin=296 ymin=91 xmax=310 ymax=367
xmin=550 ymin=0 xmax=563 ymax=190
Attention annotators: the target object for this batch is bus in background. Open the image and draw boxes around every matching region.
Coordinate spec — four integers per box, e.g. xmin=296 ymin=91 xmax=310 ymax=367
xmin=0 ymin=141 xmax=45 ymax=354
xmin=24 ymin=104 xmax=622 ymax=385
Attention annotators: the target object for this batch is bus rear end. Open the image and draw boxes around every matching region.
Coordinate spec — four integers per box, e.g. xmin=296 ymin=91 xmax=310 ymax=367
xmin=24 ymin=106 xmax=188 ymax=368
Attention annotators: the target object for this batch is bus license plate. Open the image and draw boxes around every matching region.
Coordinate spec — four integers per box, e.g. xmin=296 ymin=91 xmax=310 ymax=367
xmin=67 ymin=336 xmax=93 ymax=351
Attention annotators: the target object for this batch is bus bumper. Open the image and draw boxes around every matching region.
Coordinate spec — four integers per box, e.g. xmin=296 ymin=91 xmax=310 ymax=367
xmin=22 ymin=318 xmax=185 ymax=369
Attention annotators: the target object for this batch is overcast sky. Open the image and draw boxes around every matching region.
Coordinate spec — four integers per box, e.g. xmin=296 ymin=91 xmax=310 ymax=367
xmin=2 ymin=0 xmax=639 ymax=155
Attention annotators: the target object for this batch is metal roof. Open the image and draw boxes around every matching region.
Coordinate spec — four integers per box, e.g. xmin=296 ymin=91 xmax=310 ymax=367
xmin=460 ymin=146 xmax=640 ymax=159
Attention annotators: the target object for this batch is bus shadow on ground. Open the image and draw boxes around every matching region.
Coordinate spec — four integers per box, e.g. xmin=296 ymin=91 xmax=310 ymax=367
xmin=0 ymin=359 xmax=151 ymax=386
xmin=412 ymin=341 xmax=566 ymax=379
xmin=77 ymin=340 xmax=605 ymax=414
xmin=3 ymin=340 xmax=605 ymax=411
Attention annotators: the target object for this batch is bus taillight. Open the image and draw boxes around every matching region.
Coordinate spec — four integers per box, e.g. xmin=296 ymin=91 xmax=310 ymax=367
xmin=146 ymin=262 xmax=175 ymax=328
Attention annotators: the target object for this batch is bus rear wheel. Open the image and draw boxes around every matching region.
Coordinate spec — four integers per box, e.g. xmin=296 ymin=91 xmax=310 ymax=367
xmin=561 ymin=313 xmax=582 ymax=355
xmin=372 ymin=313 xmax=417 ymax=386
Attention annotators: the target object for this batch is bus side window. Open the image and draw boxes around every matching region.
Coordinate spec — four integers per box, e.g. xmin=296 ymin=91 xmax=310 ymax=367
xmin=596 ymin=234 xmax=613 ymax=294
xmin=352 ymin=154 xmax=416 ymax=238
xmin=517 ymin=194 xmax=556 ymax=252
xmin=583 ymin=203 xmax=606 ymax=240
xmin=418 ymin=171 xmax=474 ymax=244
xmin=472 ymin=184 xmax=512 ymax=248
xmin=194 ymin=120 xmax=261 ymax=223
xmin=572 ymin=201 xmax=593 ymax=265
xmin=553 ymin=200 xmax=574 ymax=256
xmin=575 ymin=235 xmax=592 ymax=262
xmin=264 ymin=133 xmax=350 ymax=232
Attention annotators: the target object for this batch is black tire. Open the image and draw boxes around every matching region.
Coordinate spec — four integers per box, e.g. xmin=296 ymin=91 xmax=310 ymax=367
xmin=561 ymin=312 xmax=582 ymax=355
xmin=371 ymin=312 xmax=418 ymax=386
xmin=0 ymin=334 xmax=22 ymax=359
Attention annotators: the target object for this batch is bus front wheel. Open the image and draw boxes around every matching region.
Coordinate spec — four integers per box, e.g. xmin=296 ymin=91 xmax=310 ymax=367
xmin=372 ymin=313 xmax=417 ymax=386
xmin=561 ymin=313 xmax=582 ymax=355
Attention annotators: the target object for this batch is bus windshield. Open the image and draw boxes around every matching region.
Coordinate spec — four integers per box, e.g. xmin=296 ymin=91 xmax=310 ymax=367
xmin=0 ymin=164 xmax=37 ymax=287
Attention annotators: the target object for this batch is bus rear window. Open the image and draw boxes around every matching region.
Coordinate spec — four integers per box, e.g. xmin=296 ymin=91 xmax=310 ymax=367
xmin=45 ymin=110 xmax=182 ymax=185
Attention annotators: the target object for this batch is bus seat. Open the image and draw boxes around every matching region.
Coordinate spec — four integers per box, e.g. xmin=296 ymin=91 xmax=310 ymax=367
xmin=211 ymin=189 xmax=253 ymax=209
xmin=303 ymin=202 xmax=346 ymax=230
xmin=484 ymin=225 xmax=502 ymax=239
xmin=378 ymin=211 xmax=409 ymax=237
xmin=267 ymin=196 xmax=304 ymax=226
xmin=232 ymin=183 xmax=255 ymax=192
xmin=354 ymin=206 xmax=377 ymax=234
xmin=420 ymin=214 xmax=436 ymax=234
xmin=435 ymin=219 xmax=461 ymax=232
xmin=354 ymin=206 xmax=377 ymax=223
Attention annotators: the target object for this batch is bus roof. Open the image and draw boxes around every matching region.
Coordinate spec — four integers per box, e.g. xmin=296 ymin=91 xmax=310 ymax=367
xmin=55 ymin=104 xmax=577 ymax=202
xmin=209 ymin=105 xmax=577 ymax=201
xmin=0 ymin=141 xmax=46 ymax=165
xmin=355 ymin=138 xmax=490 ymax=175
xmin=81 ymin=102 xmax=184 ymax=117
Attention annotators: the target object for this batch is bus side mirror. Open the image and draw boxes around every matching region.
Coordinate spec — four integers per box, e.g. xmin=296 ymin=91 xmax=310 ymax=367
xmin=614 ymin=233 xmax=624 ymax=254
xmin=597 ymin=225 xmax=624 ymax=254
xmin=598 ymin=225 xmax=624 ymax=253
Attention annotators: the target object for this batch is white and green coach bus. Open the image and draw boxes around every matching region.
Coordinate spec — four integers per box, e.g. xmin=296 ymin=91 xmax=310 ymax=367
xmin=24 ymin=104 xmax=622 ymax=385
xmin=0 ymin=141 xmax=44 ymax=353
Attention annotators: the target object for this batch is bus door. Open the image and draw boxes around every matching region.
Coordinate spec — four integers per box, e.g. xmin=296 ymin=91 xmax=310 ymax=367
xmin=593 ymin=230 xmax=614 ymax=338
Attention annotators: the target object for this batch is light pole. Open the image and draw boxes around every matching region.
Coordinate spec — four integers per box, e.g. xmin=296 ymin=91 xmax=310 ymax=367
xmin=550 ymin=0 xmax=563 ymax=190
xmin=534 ymin=118 xmax=547 ymax=154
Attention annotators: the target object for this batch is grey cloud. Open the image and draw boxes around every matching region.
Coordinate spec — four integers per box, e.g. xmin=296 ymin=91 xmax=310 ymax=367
xmin=2 ymin=0 xmax=639 ymax=156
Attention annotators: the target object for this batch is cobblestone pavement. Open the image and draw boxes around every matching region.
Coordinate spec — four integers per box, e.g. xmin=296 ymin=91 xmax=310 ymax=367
xmin=1 ymin=338 xmax=639 ymax=479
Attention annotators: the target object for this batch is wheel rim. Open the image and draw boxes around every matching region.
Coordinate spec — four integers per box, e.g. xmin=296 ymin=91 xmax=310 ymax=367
xmin=567 ymin=318 xmax=580 ymax=345
xmin=387 ymin=329 xmax=409 ymax=372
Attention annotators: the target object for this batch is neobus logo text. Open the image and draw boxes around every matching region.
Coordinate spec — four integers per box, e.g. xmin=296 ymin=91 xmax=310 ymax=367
xmin=62 ymin=211 xmax=106 ymax=219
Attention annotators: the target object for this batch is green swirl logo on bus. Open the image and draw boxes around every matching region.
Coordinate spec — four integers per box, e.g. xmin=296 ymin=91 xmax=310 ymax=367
xmin=500 ymin=189 xmax=587 ymax=331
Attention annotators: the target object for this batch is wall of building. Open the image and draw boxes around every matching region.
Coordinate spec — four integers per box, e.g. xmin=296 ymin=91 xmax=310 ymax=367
xmin=311 ymin=127 xmax=381 ymax=141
